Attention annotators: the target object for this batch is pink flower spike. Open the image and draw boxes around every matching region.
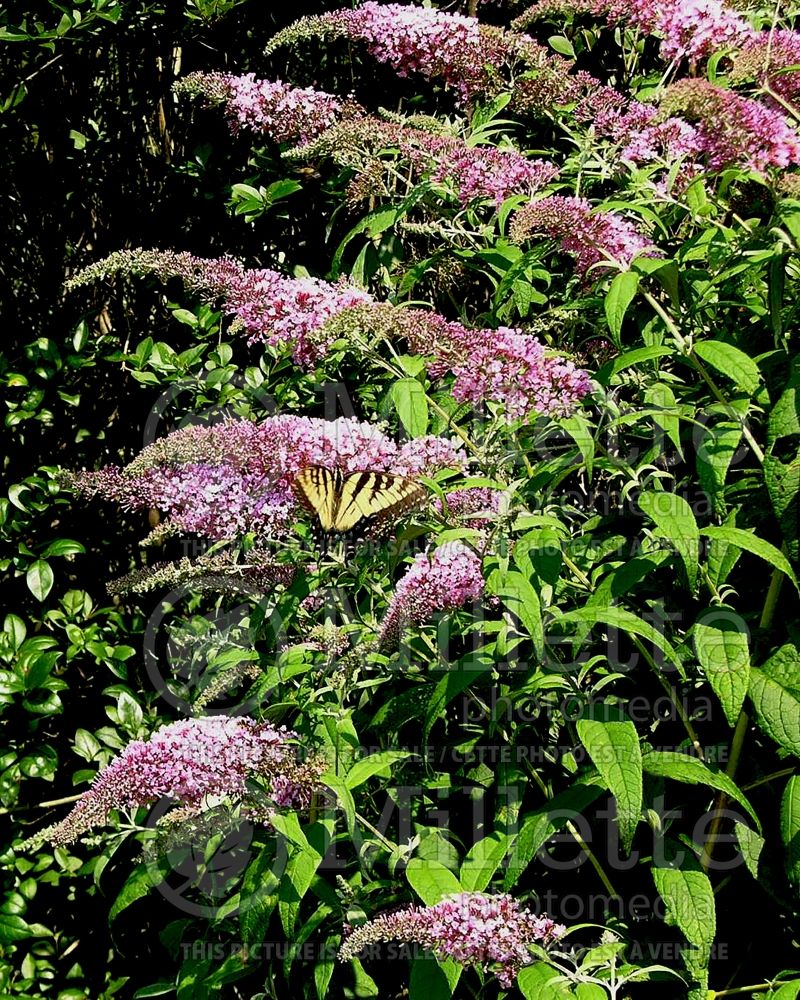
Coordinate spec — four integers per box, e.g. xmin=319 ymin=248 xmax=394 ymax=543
xmin=29 ymin=717 xmax=313 ymax=846
xmin=511 ymin=195 xmax=658 ymax=279
xmin=378 ymin=541 xmax=485 ymax=649
xmin=339 ymin=891 xmax=566 ymax=986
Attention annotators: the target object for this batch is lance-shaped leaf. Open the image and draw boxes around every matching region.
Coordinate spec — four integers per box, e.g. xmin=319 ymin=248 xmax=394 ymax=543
xmin=576 ymin=704 xmax=642 ymax=853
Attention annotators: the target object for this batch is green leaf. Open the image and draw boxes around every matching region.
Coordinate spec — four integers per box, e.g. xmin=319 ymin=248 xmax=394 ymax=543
xmin=734 ymin=821 xmax=764 ymax=879
xmin=749 ymin=645 xmax=800 ymax=756
xmin=487 ymin=568 xmax=544 ymax=660
xmin=279 ymin=847 xmax=322 ymax=934
xmin=459 ymin=833 xmax=511 ymax=892
xmin=423 ymin=659 xmax=490 ymax=742
xmin=696 ymin=421 xmax=742 ymax=515
xmin=391 ymin=378 xmax=428 ymax=438
xmin=110 ymin=863 xmax=160 ymax=922
xmin=409 ymin=953 xmax=460 ymax=1000
xmin=642 ymin=752 xmax=759 ymax=828
xmin=764 ymin=447 xmax=800 ymax=558
xmin=701 ymin=526 xmax=798 ymax=591
xmin=652 ymin=863 xmax=715 ymax=974
xmin=692 ymin=341 xmax=761 ymax=395
xmin=604 ymin=270 xmax=640 ymax=340
xmin=503 ymin=783 xmax=604 ymax=890
xmin=576 ymin=706 xmax=642 ymax=853
xmin=518 ymin=962 xmax=573 ymax=998
xmin=595 ymin=345 xmax=673 ymax=386
xmin=769 ymin=374 xmax=800 ymax=444
xmin=240 ymin=847 xmax=280 ymax=947
xmin=639 ymin=491 xmax=699 ymax=590
xmin=26 ymin=560 xmax=54 ymax=602
xmin=693 ymin=606 xmax=750 ymax=726
xmin=781 ymin=775 xmax=800 ymax=887
xmin=548 ymin=33 xmax=575 ymax=57
xmin=345 ymin=751 xmax=414 ymax=790
xmin=560 ymin=415 xmax=594 ymax=478
xmin=556 ymin=605 xmax=682 ymax=671
xmin=40 ymin=538 xmax=85 ymax=558
xmin=132 ymin=985 xmax=175 ymax=998
xmin=406 ymin=859 xmax=462 ymax=904
xmin=0 ymin=912 xmax=33 ymax=943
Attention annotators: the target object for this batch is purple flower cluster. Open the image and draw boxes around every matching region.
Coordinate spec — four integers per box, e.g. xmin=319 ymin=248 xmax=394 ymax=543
xmin=510 ymin=196 xmax=657 ymax=278
xmin=32 ymin=717 xmax=317 ymax=846
xmin=339 ymin=891 xmax=565 ymax=986
xmin=378 ymin=541 xmax=485 ymax=649
xmin=515 ymin=0 xmax=754 ymax=61
xmin=65 ymin=249 xmax=373 ymax=369
xmin=578 ymin=87 xmax=702 ymax=167
xmin=437 ymin=488 xmax=505 ymax=529
xmin=321 ymin=302 xmax=591 ymax=421
xmin=731 ymin=30 xmax=800 ymax=105
xmin=67 ymin=253 xmax=591 ymax=421
xmin=223 ymin=268 xmax=373 ymax=368
xmin=267 ymin=3 xmax=552 ymax=105
xmin=432 ymin=141 xmax=558 ymax=207
xmin=450 ymin=325 xmax=593 ymax=420
xmin=175 ymin=72 xmax=348 ymax=145
xmin=68 ymin=416 xmax=464 ymax=543
xmin=291 ymin=113 xmax=558 ymax=207
xmin=661 ymin=79 xmax=800 ymax=172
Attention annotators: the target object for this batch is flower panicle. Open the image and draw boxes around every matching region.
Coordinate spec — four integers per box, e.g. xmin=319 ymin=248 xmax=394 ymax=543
xmin=20 ymin=717 xmax=321 ymax=848
xmin=175 ymin=71 xmax=354 ymax=145
xmin=378 ymin=541 xmax=485 ymax=650
xmin=660 ymin=78 xmax=800 ymax=172
xmin=289 ymin=113 xmax=558 ymax=206
xmin=338 ymin=891 xmax=566 ymax=987
xmin=266 ymin=3 xmax=556 ymax=104
xmin=510 ymin=195 xmax=659 ymax=277
xmin=68 ymin=414 xmax=466 ymax=544
xmin=107 ymin=548 xmax=296 ymax=596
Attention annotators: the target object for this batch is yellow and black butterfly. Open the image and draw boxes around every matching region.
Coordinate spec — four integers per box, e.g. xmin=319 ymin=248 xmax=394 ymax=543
xmin=292 ymin=465 xmax=427 ymax=538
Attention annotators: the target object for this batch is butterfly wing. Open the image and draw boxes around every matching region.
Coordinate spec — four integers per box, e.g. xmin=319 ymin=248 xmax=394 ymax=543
xmin=332 ymin=471 xmax=427 ymax=533
xmin=292 ymin=466 xmax=342 ymax=532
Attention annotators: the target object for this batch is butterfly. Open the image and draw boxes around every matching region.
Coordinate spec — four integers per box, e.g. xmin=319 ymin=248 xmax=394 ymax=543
xmin=292 ymin=465 xmax=427 ymax=537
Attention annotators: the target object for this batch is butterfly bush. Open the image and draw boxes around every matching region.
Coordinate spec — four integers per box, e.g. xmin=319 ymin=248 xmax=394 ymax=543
xmin=266 ymin=2 xmax=559 ymax=105
xmin=510 ymin=196 xmax=658 ymax=278
xmin=67 ymin=416 xmax=464 ymax=543
xmin=27 ymin=717 xmax=322 ymax=847
xmin=174 ymin=72 xmax=352 ymax=145
xmin=320 ymin=303 xmax=591 ymax=421
xmin=730 ymin=30 xmax=800 ymax=105
xmin=661 ymin=79 xmax=800 ymax=172
xmin=577 ymin=86 xmax=702 ymax=168
xmin=437 ymin=488 xmax=505 ymax=529
xmin=378 ymin=541 xmax=485 ymax=650
xmin=290 ymin=114 xmax=559 ymax=207
xmin=514 ymin=0 xmax=754 ymax=61
xmin=65 ymin=249 xmax=372 ymax=369
xmin=338 ymin=891 xmax=565 ymax=986
xmin=67 ymin=252 xmax=590 ymax=418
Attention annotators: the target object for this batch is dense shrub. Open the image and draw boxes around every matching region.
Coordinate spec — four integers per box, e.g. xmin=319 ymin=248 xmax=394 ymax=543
xmin=3 ymin=1 xmax=800 ymax=998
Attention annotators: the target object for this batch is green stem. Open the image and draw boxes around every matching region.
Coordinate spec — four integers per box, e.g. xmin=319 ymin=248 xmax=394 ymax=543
xmin=687 ymin=354 xmax=765 ymax=464
xmin=566 ymin=819 xmax=620 ymax=897
xmin=641 ymin=288 xmax=688 ymax=350
xmin=631 ymin=635 xmax=704 ymax=758
xmin=0 ymin=793 xmax=82 ymax=816
xmin=742 ymin=766 xmax=796 ymax=793
xmin=710 ymin=984 xmax=776 ymax=997
xmin=562 ymin=553 xmax=593 ymax=591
